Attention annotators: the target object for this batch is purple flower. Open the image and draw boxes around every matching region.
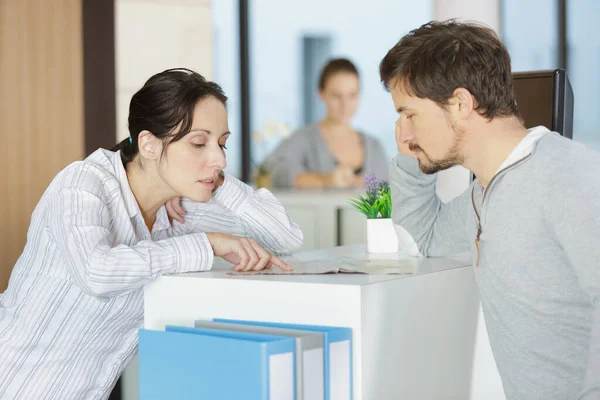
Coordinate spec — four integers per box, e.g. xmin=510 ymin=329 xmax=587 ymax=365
xmin=364 ymin=173 xmax=378 ymax=191
xmin=364 ymin=173 xmax=379 ymax=204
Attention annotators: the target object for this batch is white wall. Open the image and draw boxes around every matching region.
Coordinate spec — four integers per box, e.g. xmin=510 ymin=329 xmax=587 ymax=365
xmin=115 ymin=0 xmax=214 ymax=142
xmin=435 ymin=0 xmax=501 ymax=33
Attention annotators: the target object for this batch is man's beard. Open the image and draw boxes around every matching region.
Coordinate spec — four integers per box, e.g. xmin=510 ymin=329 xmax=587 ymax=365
xmin=410 ymin=124 xmax=465 ymax=175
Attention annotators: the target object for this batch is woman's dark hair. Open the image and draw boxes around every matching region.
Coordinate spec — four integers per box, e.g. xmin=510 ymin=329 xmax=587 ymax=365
xmin=318 ymin=58 xmax=360 ymax=90
xmin=112 ymin=68 xmax=228 ymax=165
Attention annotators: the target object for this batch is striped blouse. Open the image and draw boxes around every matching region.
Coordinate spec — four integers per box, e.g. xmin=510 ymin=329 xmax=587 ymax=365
xmin=0 ymin=149 xmax=303 ymax=400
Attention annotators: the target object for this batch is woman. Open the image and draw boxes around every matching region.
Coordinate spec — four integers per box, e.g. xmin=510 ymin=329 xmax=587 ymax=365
xmin=264 ymin=58 xmax=389 ymax=189
xmin=0 ymin=69 xmax=303 ymax=399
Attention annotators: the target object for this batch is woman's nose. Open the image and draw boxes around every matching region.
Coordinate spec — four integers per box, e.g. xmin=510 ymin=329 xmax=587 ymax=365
xmin=208 ymin=146 xmax=227 ymax=169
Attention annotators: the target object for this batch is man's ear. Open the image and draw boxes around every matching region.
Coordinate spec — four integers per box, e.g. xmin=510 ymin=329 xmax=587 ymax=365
xmin=447 ymin=88 xmax=475 ymax=120
xmin=138 ymin=130 xmax=163 ymax=160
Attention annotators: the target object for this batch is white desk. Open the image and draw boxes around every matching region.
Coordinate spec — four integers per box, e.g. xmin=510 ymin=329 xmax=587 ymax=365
xmin=140 ymin=245 xmax=480 ymax=400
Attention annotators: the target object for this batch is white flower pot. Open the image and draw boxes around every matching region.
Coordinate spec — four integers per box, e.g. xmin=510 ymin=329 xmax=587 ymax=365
xmin=366 ymin=218 xmax=399 ymax=254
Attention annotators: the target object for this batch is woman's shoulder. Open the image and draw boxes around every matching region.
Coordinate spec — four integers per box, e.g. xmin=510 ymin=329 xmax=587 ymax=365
xmin=358 ymin=131 xmax=386 ymax=152
xmin=358 ymin=130 xmax=382 ymax=144
xmin=53 ymin=149 xmax=122 ymax=193
xmin=288 ymin=124 xmax=320 ymax=141
xmin=271 ymin=124 xmax=318 ymax=152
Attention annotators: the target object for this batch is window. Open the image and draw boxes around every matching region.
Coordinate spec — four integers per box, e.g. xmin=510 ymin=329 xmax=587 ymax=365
xmin=213 ymin=0 xmax=242 ymax=177
xmin=567 ymin=0 xmax=600 ymax=150
xmin=503 ymin=0 xmax=599 ymax=150
xmin=248 ymin=0 xmax=434 ymax=168
xmin=502 ymin=0 xmax=559 ymax=71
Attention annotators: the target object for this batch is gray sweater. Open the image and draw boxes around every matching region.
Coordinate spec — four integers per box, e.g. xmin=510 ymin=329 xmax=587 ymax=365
xmin=390 ymin=127 xmax=600 ymax=399
xmin=263 ymin=124 xmax=390 ymax=188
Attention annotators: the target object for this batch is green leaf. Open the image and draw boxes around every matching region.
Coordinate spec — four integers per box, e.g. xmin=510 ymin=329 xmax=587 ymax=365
xmin=349 ymin=179 xmax=393 ymax=219
xmin=348 ymin=197 xmax=379 ymax=219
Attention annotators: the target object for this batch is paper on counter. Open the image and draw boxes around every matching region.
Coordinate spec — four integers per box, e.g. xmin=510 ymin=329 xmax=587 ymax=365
xmin=228 ymin=257 xmax=416 ymax=276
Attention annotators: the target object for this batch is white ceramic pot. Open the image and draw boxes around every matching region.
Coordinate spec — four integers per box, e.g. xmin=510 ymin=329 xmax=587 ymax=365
xmin=366 ymin=218 xmax=399 ymax=253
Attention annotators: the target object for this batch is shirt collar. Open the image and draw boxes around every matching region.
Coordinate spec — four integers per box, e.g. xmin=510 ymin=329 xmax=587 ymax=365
xmin=493 ymin=125 xmax=551 ymax=176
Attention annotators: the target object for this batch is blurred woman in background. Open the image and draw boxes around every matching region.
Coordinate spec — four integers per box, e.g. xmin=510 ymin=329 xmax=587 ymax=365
xmin=264 ymin=58 xmax=389 ymax=189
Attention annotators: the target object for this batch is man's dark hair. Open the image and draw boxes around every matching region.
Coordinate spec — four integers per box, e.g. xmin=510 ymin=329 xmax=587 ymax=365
xmin=379 ymin=20 xmax=521 ymax=120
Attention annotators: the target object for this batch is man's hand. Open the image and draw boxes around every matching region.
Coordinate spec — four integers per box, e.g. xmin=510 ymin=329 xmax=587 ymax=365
xmin=205 ymin=232 xmax=293 ymax=272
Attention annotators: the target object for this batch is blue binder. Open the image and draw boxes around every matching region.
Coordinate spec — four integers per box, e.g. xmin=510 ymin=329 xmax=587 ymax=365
xmin=214 ymin=319 xmax=353 ymax=400
xmin=139 ymin=326 xmax=296 ymax=400
xmin=194 ymin=320 xmax=325 ymax=400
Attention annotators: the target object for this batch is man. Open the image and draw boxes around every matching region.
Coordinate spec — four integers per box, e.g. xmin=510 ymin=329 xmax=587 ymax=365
xmin=380 ymin=20 xmax=600 ymax=399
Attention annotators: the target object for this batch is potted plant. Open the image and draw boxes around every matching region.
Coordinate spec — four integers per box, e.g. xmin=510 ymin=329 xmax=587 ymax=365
xmin=349 ymin=174 xmax=398 ymax=253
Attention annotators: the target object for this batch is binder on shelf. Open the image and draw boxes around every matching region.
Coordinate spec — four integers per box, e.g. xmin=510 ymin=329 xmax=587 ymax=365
xmin=195 ymin=319 xmax=325 ymax=400
xmin=138 ymin=325 xmax=296 ymax=400
xmin=214 ymin=319 xmax=353 ymax=400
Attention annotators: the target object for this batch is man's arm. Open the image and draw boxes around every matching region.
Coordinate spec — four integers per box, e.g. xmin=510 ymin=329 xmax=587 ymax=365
xmin=390 ymin=154 xmax=472 ymax=257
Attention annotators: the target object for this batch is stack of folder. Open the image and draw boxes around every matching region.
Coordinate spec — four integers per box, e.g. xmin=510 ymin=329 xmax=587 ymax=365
xmin=139 ymin=319 xmax=353 ymax=400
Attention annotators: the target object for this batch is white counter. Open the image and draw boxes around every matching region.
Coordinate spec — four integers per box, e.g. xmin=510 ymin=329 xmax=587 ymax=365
xmin=141 ymin=245 xmax=481 ymax=400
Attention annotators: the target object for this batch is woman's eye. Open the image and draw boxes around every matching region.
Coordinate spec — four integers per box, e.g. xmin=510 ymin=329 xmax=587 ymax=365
xmin=219 ymin=144 xmax=228 ymax=150
xmin=193 ymin=143 xmax=205 ymax=148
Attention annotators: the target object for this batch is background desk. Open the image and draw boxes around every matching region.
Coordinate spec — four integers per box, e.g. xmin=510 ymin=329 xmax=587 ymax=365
xmin=270 ymin=189 xmax=366 ymax=250
xmin=138 ymin=245 xmax=480 ymax=400
xmin=270 ymin=165 xmax=475 ymax=252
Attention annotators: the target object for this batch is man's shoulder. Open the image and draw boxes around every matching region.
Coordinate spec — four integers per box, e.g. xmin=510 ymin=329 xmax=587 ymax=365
xmin=540 ymin=132 xmax=598 ymax=160
xmin=530 ymin=133 xmax=600 ymax=187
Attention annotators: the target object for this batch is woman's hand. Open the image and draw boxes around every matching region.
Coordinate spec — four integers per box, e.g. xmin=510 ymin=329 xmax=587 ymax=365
xmin=165 ymin=172 xmax=225 ymax=225
xmin=329 ymin=166 xmax=355 ymax=188
xmin=352 ymin=174 xmax=365 ymax=187
xmin=166 ymin=197 xmax=186 ymax=224
xmin=205 ymin=232 xmax=293 ymax=272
